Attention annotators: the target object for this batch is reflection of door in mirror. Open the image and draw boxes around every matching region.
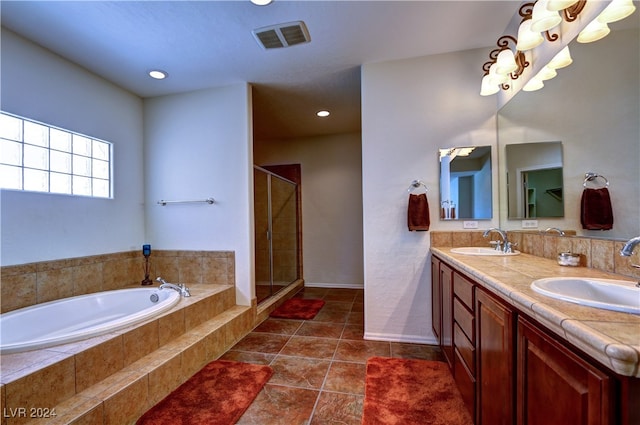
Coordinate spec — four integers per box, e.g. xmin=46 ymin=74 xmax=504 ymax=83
xmin=506 ymin=142 xmax=563 ymax=219
xmin=439 ymin=146 xmax=492 ymax=220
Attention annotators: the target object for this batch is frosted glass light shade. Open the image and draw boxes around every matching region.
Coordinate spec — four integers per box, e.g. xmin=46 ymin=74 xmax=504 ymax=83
xmin=597 ymin=0 xmax=636 ymax=23
xmin=531 ymin=0 xmax=563 ymax=32
xmin=537 ymin=66 xmax=558 ymax=81
xmin=546 ymin=0 xmax=580 ymax=11
xmin=487 ymin=63 xmax=508 ymax=86
xmin=577 ymin=19 xmax=610 ymax=43
xmin=480 ymin=75 xmax=500 ymax=96
xmin=523 ymin=77 xmax=545 ymax=92
xmin=547 ymin=46 xmax=573 ymax=69
xmin=496 ymin=49 xmax=518 ymax=75
xmin=517 ymin=20 xmax=544 ymax=51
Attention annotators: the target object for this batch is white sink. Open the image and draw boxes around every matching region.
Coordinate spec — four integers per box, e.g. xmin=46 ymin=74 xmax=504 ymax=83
xmin=531 ymin=277 xmax=640 ymax=314
xmin=450 ymin=247 xmax=520 ymax=256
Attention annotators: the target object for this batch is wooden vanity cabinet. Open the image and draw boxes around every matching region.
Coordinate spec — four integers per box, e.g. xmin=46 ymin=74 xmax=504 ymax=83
xmin=475 ymin=287 xmax=515 ymax=425
xmin=517 ymin=316 xmax=613 ymax=425
xmin=430 ymin=254 xmax=634 ymax=425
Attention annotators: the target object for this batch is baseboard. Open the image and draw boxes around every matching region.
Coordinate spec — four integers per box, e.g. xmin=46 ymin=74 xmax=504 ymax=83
xmin=364 ymin=331 xmax=438 ymax=345
xmin=304 ymin=282 xmax=364 ymax=289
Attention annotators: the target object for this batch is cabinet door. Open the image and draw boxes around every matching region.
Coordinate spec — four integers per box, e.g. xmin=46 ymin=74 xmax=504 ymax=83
xmin=431 ymin=256 xmax=441 ymax=342
xmin=476 ymin=288 xmax=515 ymax=425
xmin=440 ymin=262 xmax=454 ymax=369
xmin=517 ymin=317 xmax=613 ymax=425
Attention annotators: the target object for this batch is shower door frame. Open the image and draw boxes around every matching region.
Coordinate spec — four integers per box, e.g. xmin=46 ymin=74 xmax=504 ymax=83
xmin=254 ymin=164 xmax=302 ymax=302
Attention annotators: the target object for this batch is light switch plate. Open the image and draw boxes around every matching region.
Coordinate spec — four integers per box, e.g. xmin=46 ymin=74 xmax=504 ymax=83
xmin=463 ymin=221 xmax=479 ymax=229
xmin=522 ymin=220 xmax=539 ymax=228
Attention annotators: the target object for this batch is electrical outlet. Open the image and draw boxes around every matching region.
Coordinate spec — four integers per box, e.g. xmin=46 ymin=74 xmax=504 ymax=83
xmin=522 ymin=220 xmax=539 ymax=228
xmin=463 ymin=221 xmax=479 ymax=229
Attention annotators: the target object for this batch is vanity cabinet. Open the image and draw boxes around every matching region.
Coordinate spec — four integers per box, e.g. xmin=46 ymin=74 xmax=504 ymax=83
xmin=431 ymin=254 xmax=630 ymax=425
xmin=517 ymin=316 xmax=613 ymax=425
xmin=475 ymin=288 xmax=515 ymax=425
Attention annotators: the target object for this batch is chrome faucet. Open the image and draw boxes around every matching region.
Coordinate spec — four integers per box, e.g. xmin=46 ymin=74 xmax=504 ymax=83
xmin=483 ymin=227 xmax=516 ymax=253
xmin=543 ymin=227 xmax=565 ymax=236
xmin=156 ymin=277 xmax=191 ymax=297
xmin=620 ymin=236 xmax=640 ymax=257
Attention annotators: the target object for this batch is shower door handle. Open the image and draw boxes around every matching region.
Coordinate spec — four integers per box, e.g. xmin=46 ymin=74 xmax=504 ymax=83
xmin=266 ymin=230 xmax=271 ymax=241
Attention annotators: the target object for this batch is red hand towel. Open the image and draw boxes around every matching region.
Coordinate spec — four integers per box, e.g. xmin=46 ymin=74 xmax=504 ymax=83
xmin=408 ymin=193 xmax=430 ymax=231
xmin=580 ymin=188 xmax=613 ymax=230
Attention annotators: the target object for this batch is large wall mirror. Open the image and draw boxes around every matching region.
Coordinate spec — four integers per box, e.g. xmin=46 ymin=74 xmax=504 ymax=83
xmin=497 ymin=24 xmax=639 ymax=239
xmin=505 ymin=141 xmax=563 ymax=219
xmin=439 ymin=146 xmax=492 ymax=220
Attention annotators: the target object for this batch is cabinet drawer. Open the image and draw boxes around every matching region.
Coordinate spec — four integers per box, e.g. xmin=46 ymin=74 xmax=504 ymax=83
xmin=454 ymin=297 xmax=474 ymax=342
xmin=454 ymin=348 xmax=476 ymax=420
xmin=453 ymin=272 xmax=474 ymax=310
xmin=454 ymin=322 xmax=476 ymax=375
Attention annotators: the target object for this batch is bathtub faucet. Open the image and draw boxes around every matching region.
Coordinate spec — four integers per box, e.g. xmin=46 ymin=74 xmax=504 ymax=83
xmin=156 ymin=277 xmax=191 ymax=297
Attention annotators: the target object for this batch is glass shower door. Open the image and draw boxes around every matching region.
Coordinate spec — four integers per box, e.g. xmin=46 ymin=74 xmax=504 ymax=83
xmin=254 ymin=166 xmax=299 ymax=303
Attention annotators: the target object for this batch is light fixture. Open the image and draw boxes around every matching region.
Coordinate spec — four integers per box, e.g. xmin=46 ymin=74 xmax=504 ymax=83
xmin=547 ymin=46 xmax=572 ymax=69
xmin=577 ymin=19 xmax=610 ymax=43
xmin=496 ymin=49 xmax=518 ymax=75
xmin=316 ymin=110 xmax=330 ymax=117
xmin=516 ymin=19 xmax=544 ymax=51
xmin=480 ymin=74 xmax=500 ymax=96
xmin=597 ymin=0 xmax=636 ymax=23
xmin=149 ymin=70 xmax=168 ymax=80
xmin=536 ymin=65 xmax=558 ymax=81
xmin=523 ymin=77 xmax=545 ymax=92
xmin=530 ymin=0 xmax=562 ymax=32
xmin=250 ymin=0 xmax=273 ymax=5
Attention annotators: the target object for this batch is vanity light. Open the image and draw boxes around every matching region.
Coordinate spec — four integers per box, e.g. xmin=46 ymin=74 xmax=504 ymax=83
xmin=316 ymin=110 xmax=330 ymax=117
xmin=530 ymin=0 xmax=563 ymax=32
xmin=577 ymin=19 xmax=611 ymax=43
xmin=149 ymin=70 xmax=168 ymax=80
xmin=597 ymin=0 xmax=636 ymax=23
xmin=516 ymin=19 xmax=544 ymax=51
xmin=496 ymin=49 xmax=518 ymax=75
xmin=480 ymin=74 xmax=500 ymax=96
xmin=522 ymin=76 xmax=545 ymax=92
xmin=250 ymin=0 xmax=273 ymax=5
xmin=536 ymin=65 xmax=558 ymax=81
xmin=547 ymin=46 xmax=573 ymax=69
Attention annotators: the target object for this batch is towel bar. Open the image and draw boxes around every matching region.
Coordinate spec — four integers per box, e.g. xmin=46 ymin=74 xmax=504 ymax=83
xmin=157 ymin=198 xmax=215 ymax=206
xmin=583 ymin=172 xmax=609 ymax=188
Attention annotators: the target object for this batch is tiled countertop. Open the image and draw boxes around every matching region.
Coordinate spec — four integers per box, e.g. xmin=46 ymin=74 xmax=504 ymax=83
xmin=431 ymin=247 xmax=640 ymax=378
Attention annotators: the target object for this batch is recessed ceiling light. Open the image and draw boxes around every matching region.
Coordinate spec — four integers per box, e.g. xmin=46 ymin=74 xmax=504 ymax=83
xmin=251 ymin=0 xmax=273 ymax=5
xmin=316 ymin=110 xmax=330 ymax=117
xmin=149 ymin=70 xmax=168 ymax=80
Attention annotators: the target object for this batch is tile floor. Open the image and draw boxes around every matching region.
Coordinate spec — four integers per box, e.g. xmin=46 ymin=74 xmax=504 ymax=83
xmin=220 ymin=287 xmax=444 ymax=425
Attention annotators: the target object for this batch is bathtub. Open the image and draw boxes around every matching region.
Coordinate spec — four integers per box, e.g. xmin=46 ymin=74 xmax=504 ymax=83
xmin=0 ymin=287 xmax=180 ymax=354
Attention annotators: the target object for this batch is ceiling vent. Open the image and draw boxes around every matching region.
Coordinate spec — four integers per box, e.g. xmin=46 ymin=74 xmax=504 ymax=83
xmin=252 ymin=21 xmax=311 ymax=49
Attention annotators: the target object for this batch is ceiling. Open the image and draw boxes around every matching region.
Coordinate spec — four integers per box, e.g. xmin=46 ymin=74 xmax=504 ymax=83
xmin=1 ymin=1 xmax=518 ymax=140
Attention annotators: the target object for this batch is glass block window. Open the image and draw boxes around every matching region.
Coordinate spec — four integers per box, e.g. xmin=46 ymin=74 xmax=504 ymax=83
xmin=0 ymin=112 xmax=112 ymax=198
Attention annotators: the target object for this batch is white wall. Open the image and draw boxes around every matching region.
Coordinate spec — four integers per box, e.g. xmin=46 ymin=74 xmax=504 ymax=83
xmin=144 ymin=85 xmax=254 ymax=305
xmin=361 ymin=48 xmax=498 ymax=343
xmin=0 ymin=29 xmax=145 ymax=265
xmin=254 ymin=132 xmax=364 ymax=288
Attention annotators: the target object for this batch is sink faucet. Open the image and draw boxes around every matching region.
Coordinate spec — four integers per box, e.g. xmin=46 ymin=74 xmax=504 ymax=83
xmin=483 ymin=227 xmax=516 ymax=253
xmin=156 ymin=277 xmax=191 ymax=297
xmin=620 ymin=236 xmax=640 ymax=257
xmin=543 ymin=227 xmax=565 ymax=236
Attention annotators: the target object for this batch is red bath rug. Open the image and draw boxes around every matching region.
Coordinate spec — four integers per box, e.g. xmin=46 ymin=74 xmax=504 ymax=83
xmin=269 ymin=298 xmax=325 ymax=320
xmin=136 ymin=360 xmax=272 ymax=425
xmin=362 ymin=357 xmax=473 ymax=425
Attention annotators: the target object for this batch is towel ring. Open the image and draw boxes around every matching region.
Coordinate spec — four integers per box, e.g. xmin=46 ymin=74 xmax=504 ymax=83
xmin=407 ymin=180 xmax=428 ymax=193
xmin=583 ymin=172 xmax=609 ymax=188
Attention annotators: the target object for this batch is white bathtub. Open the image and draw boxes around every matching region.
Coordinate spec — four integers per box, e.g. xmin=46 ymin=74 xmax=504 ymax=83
xmin=0 ymin=287 xmax=180 ymax=354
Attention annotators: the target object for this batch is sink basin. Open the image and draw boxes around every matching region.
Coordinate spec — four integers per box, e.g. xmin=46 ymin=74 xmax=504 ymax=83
xmin=450 ymin=247 xmax=520 ymax=256
xmin=531 ymin=277 xmax=640 ymax=314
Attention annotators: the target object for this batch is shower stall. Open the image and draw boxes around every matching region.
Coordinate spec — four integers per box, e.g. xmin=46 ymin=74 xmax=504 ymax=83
xmin=253 ymin=165 xmax=300 ymax=303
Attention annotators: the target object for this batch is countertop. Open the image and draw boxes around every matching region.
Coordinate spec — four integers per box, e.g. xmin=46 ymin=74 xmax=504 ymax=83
xmin=431 ymin=247 xmax=640 ymax=378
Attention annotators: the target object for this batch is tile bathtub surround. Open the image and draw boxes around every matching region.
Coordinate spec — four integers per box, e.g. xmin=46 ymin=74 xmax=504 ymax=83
xmin=0 ymin=250 xmax=235 ymax=313
xmin=430 ymin=231 xmax=640 ymax=280
xmin=0 ymin=284 xmax=252 ymax=425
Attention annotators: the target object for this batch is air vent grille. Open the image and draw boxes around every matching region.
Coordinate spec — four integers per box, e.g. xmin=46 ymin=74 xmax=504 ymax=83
xmin=252 ymin=21 xmax=310 ymax=49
